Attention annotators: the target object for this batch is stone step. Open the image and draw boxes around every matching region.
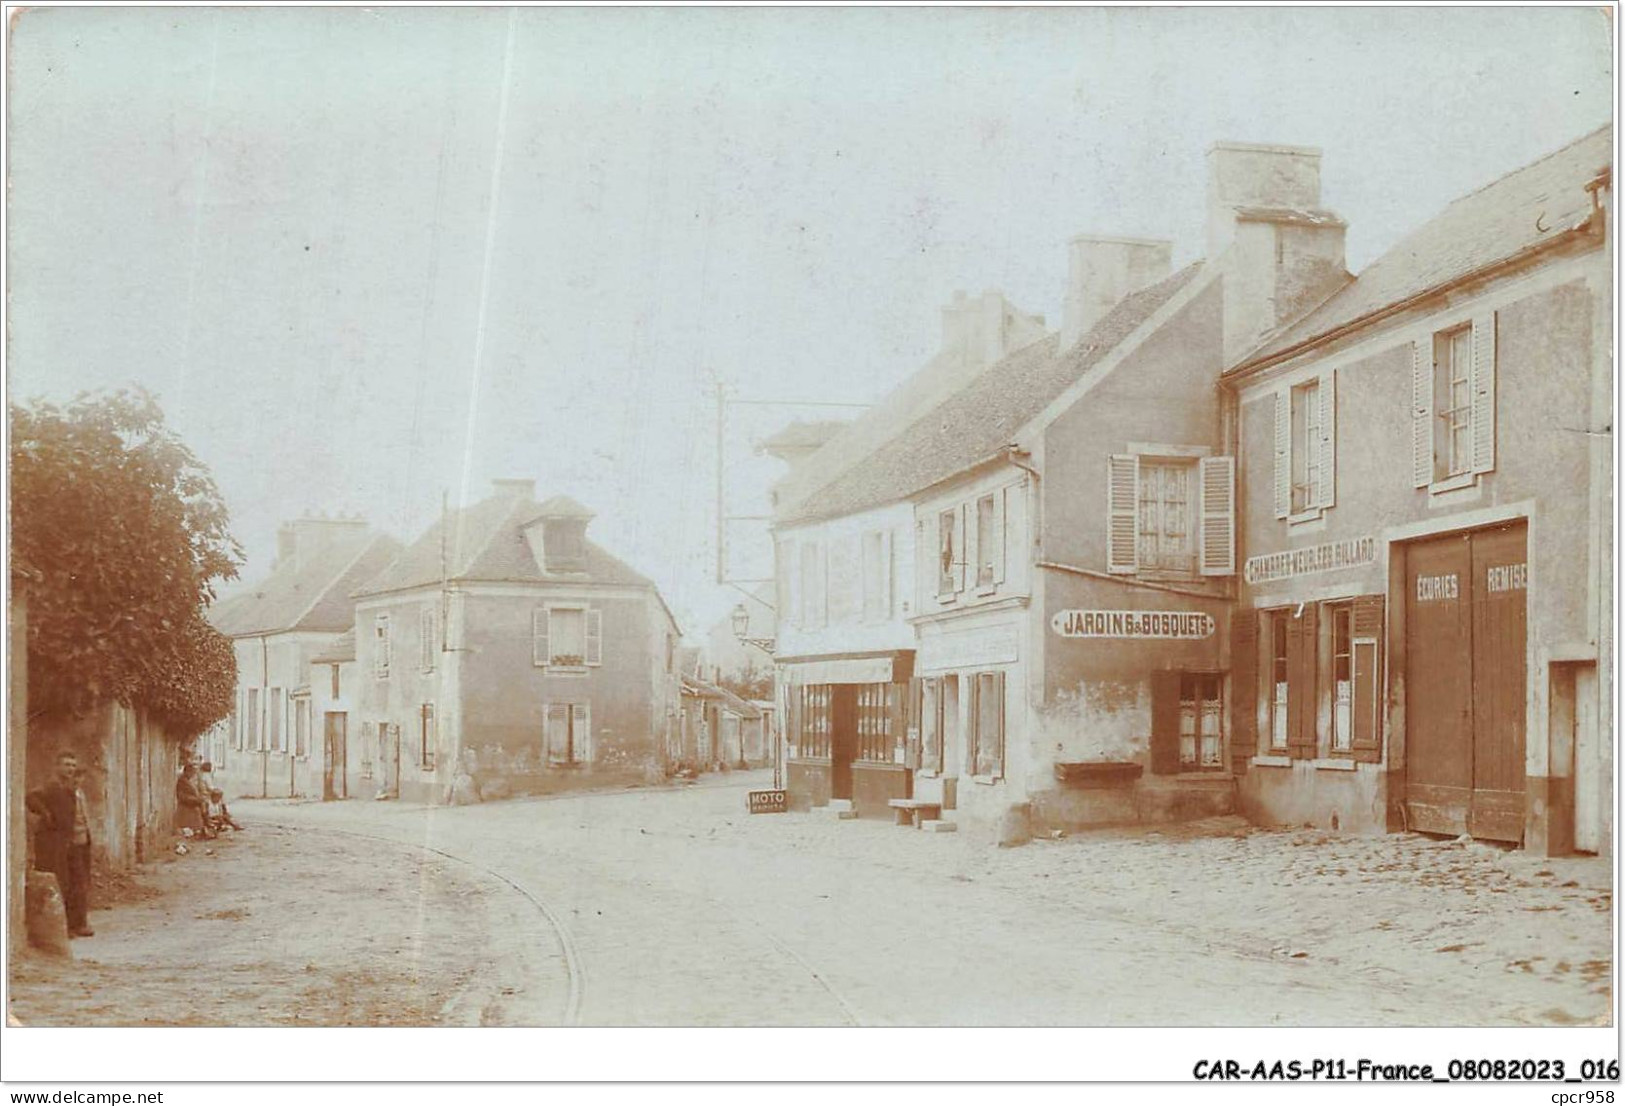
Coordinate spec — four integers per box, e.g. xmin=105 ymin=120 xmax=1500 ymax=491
xmin=817 ymin=804 xmax=858 ymax=820
xmin=825 ymin=799 xmax=854 ymax=813
xmin=920 ymin=819 xmax=957 ymax=833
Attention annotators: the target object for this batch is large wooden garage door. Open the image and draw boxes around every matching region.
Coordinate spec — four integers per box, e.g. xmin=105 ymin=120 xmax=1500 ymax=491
xmin=1405 ymin=523 xmax=1528 ymax=842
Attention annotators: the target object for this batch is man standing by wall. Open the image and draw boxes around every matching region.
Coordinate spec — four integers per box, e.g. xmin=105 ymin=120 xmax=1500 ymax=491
xmin=26 ymin=750 xmax=95 ymax=938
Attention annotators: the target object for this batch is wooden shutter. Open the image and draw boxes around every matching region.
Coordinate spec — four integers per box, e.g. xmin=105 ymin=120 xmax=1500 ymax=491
xmin=1411 ymin=339 xmax=1433 ymax=487
xmin=532 ymin=608 xmax=549 ymax=666
xmin=1149 ymin=669 xmax=1182 ymax=776
xmin=1350 ymin=595 xmax=1385 ymax=764
xmin=585 ymin=608 xmax=603 ymax=665
xmin=1273 ymin=389 xmax=1291 ymax=518
xmin=1287 ymin=604 xmax=1318 ymax=759
xmin=571 ymin=704 xmax=590 ymax=763
xmin=1471 ymin=312 xmax=1498 ymax=474
xmin=1316 ymin=371 xmax=1336 ymax=508
xmin=952 ymin=506 xmax=967 ymax=592
xmin=786 ymin=684 xmax=803 ymax=759
xmin=1230 ymin=612 xmax=1258 ymax=774
xmin=904 ymin=677 xmax=922 ymax=770
xmin=920 ymin=678 xmax=940 ymax=773
xmin=1106 ymin=454 xmax=1139 ymax=574
xmin=1198 ymin=456 xmax=1236 ymax=576
xmin=991 ymin=489 xmax=1007 ymax=584
xmin=992 ymin=670 xmax=1006 ymax=778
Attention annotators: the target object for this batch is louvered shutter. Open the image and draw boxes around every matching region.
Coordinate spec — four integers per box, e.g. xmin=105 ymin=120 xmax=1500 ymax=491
xmin=1317 ymin=371 xmax=1336 ymax=508
xmin=1287 ymin=604 xmax=1318 ymax=759
xmin=991 ymin=670 xmax=1006 ymax=779
xmin=964 ymin=500 xmax=980 ymax=590
xmin=904 ymin=677 xmax=922 ymax=771
xmin=1471 ymin=313 xmax=1498 ymax=474
xmin=1198 ymin=456 xmax=1236 ymax=576
xmin=1149 ymin=669 xmax=1182 ymax=776
xmin=1273 ymin=389 xmax=1291 ymax=518
xmin=533 ymin=608 xmax=549 ymax=666
xmin=572 ymin=704 xmax=590 ymax=762
xmin=991 ymin=489 xmax=1007 ymax=584
xmin=1106 ymin=454 xmax=1139 ymax=574
xmin=585 ymin=608 xmax=603 ymax=666
xmin=952 ymin=506 xmax=967 ymax=592
xmin=1411 ymin=340 xmax=1433 ymax=487
xmin=1350 ymin=595 xmax=1385 ymax=764
xmin=1230 ymin=612 xmax=1258 ymax=774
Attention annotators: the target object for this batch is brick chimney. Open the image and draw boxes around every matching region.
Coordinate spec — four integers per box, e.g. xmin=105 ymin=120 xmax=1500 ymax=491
xmin=1059 ymin=236 xmax=1174 ymax=351
xmin=274 ymin=513 xmax=368 ymax=571
xmin=940 ymin=289 xmax=1047 ymax=369
xmin=1207 ymin=142 xmax=1349 ymax=362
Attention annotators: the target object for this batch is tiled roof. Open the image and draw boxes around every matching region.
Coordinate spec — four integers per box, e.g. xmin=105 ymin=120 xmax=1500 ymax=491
xmin=777 ymin=262 xmax=1205 ymax=526
xmin=1239 ymin=124 xmax=1611 ymax=369
xmin=681 ymin=676 xmax=761 ymax=718
xmin=209 ymin=531 xmax=400 ymax=638
xmin=355 ymin=492 xmax=654 ymax=596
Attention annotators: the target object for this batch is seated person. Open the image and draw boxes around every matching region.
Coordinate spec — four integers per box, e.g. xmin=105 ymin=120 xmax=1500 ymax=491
xmin=206 ymin=788 xmax=243 ymax=833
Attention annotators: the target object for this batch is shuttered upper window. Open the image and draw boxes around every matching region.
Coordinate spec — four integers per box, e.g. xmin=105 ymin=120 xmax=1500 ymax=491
xmin=1107 ymin=453 xmax=1235 ymax=577
xmin=1413 ymin=314 xmax=1496 ymax=490
xmin=1274 ymin=372 xmax=1336 ymax=520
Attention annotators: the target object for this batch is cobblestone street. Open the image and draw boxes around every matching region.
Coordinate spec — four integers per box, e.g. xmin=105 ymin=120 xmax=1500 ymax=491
xmin=21 ymin=773 xmax=1603 ymax=1028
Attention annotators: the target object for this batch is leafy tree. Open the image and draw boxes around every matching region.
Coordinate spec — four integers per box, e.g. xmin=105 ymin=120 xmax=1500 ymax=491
xmin=10 ymin=388 xmax=242 ymax=738
xmin=718 ymin=663 xmax=774 ymax=702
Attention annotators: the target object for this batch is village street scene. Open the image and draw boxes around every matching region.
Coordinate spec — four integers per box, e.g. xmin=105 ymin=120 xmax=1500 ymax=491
xmin=2 ymin=3 xmax=1617 ymax=1058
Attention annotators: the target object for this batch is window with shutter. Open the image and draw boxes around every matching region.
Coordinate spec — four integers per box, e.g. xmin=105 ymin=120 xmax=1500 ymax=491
xmin=953 ymin=506 xmax=967 ymax=593
xmin=975 ymin=494 xmax=997 ymax=588
xmin=1178 ymin=672 xmax=1224 ymax=771
xmin=1198 ymin=456 xmax=1236 ymax=576
xmin=1350 ymin=594 xmax=1385 ymax=764
xmin=1329 ymin=603 xmax=1354 ymax=755
xmin=1273 ymin=389 xmax=1291 ymax=518
xmin=1230 ymin=613 xmax=1258 ymax=771
xmin=919 ymin=677 xmax=942 ymax=774
xmin=1317 ymin=371 xmax=1337 ymax=508
xmin=571 ymin=704 xmax=591 ymax=763
xmin=1268 ymin=612 xmax=1289 ymax=751
xmin=420 ymin=703 xmax=437 ymax=770
xmin=1106 ymin=454 xmax=1139 ymax=574
xmin=374 ymin=615 xmax=391 ymax=679
xmin=972 ymin=670 xmax=1004 ymax=778
xmin=585 ymin=608 xmax=603 ymax=666
xmin=1287 ymin=604 xmax=1318 ymax=759
xmin=936 ymin=510 xmax=956 ymax=596
xmin=1149 ymin=669 xmax=1182 ymax=775
xmin=1470 ymin=313 xmax=1497 ymax=475
xmin=1411 ymin=339 xmax=1433 ymax=488
xmin=1420 ymin=317 xmax=1495 ymax=490
xmin=994 ymin=486 xmax=1010 ymax=584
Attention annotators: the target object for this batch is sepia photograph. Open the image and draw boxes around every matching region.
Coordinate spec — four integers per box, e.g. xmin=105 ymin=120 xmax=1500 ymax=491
xmin=0 ymin=0 xmax=1617 ymax=1091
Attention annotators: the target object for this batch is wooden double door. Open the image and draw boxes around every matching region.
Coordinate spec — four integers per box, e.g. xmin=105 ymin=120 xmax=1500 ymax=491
xmin=1404 ymin=523 xmax=1528 ymax=842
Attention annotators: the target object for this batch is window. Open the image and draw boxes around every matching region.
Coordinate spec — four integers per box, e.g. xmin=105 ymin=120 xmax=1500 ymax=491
xmin=937 ymin=509 xmax=958 ymax=596
xmin=269 ymin=688 xmax=284 ymax=753
xmin=861 ymin=531 xmax=892 ymax=621
xmin=420 ymin=703 xmax=437 ymax=770
xmin=970 ymin=671 xmax=1005 ymax=778
xmin=544 ymin=703 xmax=589 ymax=764
xmin=1330 ymin=604 xmax=1353 ymax=754
xmin=1137 ymin=460 xmax=1195 ymax=574
xmin=1291 ymin=379 xmax=1321 ymax=513
xmin=330 ymin=664 xmax=341 ymax=701
xmin=1108 ymin=454 xmax=1234 ymax=576
xmin=1414 ymin=315 xmax=1496 ymax=489
xmin=534 ymin=606 xmax=602 ymax=668
xmin=374 ymin=615 xmax=391 ymax=679
xmin=799 ymin=542 xmax=826 ymax=628
xmin=794 ymin=684 xmax=833 ymax=759
xmin=420 ymin=606 xmax=437 ymax=671
xmin=856 ymin=683 xmax=897 ymax=763
xmin=361 ymin=723 xmax=374 ymax=780
xmin=246 ymin=688 xmax=260 ymax=751
xmin=975 ymin=495 xmax=999 ymax=588
xmin=294 ymin=698 xmax=310 ymax=759
xmin=1275 ymin=375 xmax=1336 ymax=519
xmin=1179 ymin=673 xmax=1224 ymax=770
xmin=1269 ymin=612 xmax=1289 ymax=751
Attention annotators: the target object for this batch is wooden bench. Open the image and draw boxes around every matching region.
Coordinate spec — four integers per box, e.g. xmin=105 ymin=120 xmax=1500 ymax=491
xmin=888 ymin=798 xmax=942 ymax=828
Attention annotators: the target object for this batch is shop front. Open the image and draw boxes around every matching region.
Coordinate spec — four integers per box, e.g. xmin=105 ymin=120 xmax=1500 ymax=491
xmin=780 ymin=650 xmax=915 ymax=816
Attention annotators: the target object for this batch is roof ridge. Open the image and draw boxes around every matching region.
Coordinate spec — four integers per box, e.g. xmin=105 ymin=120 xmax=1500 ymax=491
xmin=1443 ymin=122 xmax=1612 ymax=210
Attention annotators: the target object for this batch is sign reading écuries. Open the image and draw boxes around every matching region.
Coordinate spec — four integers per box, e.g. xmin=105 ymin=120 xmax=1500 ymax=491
xmin=1050 ymin=609 xmax=1215 ymax=640
xmin=747 ymin=789 xmax=788 ymax=815
xmin=1243 ymin=536 xmax=1378 ymax=585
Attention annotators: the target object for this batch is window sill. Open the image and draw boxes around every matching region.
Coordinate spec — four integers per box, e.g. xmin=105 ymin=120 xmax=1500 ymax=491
xmin=544 ymin=665 xmax=590 ymax=676
xmin=1428 ymin=472 xmax=1478 ymax=495
xmin=936 ymin=592 xmax=958 ymax=605
xmin=1287 ymin=507 xmax=1325 ymax=526
xmin=1252 ymin=754 xmax=1293 ymax=768
xmin=970 ymin=774 xmax=1004 ymax=786
xmin=975 ymin=585 xmax=998 ymax=598
xmin=1313 ymin=757 xmax=1357 ymax=771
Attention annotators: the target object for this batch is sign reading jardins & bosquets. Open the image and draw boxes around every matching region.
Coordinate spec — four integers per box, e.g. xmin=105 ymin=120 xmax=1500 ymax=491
xmin=1243 ymin=536 xmax=1378 ymax=585
xmin=1050 ymin=610 xmax=1216 ymax=640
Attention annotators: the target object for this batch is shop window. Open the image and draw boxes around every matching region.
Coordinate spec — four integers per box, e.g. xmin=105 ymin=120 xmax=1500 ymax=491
xmin=1330 ymin=604 xmax=1353 ymax=754
xmin=1269 ymin=611 xmax=1290 ymax=751
xmin=795 ymin=684 xmax=833 ymax=759
xmin=856 ymin=683 xmax=896 ymax=763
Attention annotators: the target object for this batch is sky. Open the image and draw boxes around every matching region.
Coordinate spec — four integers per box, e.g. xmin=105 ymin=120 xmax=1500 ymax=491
xmin=7 ymin=5 xmax=1613 ymax=638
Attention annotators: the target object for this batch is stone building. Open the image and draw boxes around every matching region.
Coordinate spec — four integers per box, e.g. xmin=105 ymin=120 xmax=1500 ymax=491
xmin=1223 ymin=125 xmax=1613 ymax=856
xmin=349 ymin=480 xmax=683 ymax=803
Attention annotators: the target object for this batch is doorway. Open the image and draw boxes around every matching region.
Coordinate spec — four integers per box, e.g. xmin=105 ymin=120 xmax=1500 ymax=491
xmin=1404 ymin=522 xmax=1528 ymax=842
xmin=830 ymin=685 xmax=859 ymax=800
xmin=323 ymin=712 xmax=347 ymax=800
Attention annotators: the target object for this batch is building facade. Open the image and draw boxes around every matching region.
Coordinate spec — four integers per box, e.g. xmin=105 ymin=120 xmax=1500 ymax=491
xmin=1224 ymin=126 xmax=1613 ymax=857
xmin=206 ymin=517 xmax=399 ymax=800
xmin=350 ymin=480 xmax=683 ymax=803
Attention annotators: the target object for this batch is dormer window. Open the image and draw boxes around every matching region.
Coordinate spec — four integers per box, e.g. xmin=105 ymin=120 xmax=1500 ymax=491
xmin=545 ymin=519 xmax=587 ymax=571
